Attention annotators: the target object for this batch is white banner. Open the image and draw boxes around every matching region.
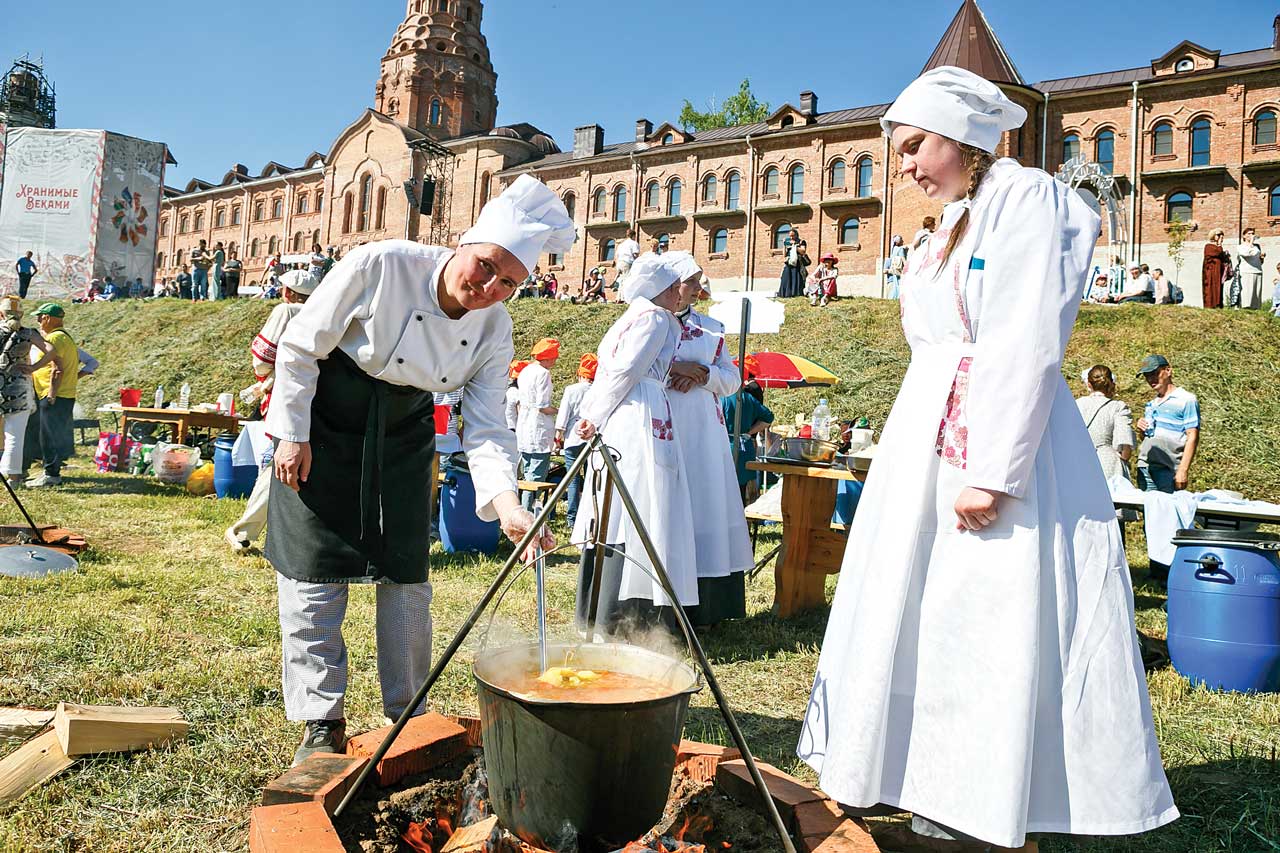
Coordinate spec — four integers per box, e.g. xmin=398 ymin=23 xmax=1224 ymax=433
xmin=94 ymin=132 xmax=165 ymax=287
xmin=0 ymin=128 xmax=104 ymax=300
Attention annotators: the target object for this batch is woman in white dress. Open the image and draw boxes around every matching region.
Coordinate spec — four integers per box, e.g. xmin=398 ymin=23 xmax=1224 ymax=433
xmin=1235 ymin=227 xmax=1266 ymax=310
xmin=797 ymin=67 xmax=1177 ymax=850
xmin=573 ymin=252 xmax=700 ymax=633
xmin=667 ymin=258 xmax=753 ymax=626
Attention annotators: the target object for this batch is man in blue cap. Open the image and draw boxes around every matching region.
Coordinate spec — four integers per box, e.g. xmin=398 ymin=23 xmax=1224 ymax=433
xmin=1134 ymin=353 xmax=1199 ymax=494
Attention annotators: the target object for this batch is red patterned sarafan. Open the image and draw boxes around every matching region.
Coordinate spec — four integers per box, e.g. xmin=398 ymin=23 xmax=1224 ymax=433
xmin=935 ymin=357 xmax=971 ymax=468
xmin=110 ymin=187 xmax=149 ymax=246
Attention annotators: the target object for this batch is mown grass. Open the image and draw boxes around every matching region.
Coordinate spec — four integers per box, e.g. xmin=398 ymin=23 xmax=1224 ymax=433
xmin=0 ymin=297 xmax=1275 ymax=851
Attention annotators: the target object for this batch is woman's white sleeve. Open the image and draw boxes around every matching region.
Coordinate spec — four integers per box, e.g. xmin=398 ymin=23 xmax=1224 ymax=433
xmin=579 ymin=312 xmax=669 ymax=427
xmin=461 ymin=342 xmax=520 ymax=522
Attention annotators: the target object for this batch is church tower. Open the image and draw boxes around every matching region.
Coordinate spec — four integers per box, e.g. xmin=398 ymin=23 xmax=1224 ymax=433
xmin=375 ymin=0 xmax=498 ymax=139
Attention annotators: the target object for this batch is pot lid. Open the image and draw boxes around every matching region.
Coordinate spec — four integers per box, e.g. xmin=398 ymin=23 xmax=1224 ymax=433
xmin=0 ymin=545 xmax=79 ymax=578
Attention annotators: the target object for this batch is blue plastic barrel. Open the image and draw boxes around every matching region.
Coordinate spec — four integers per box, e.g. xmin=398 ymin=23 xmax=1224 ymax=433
xmin=439 ymin=462 xmax=500 ymax=554
xmin=213 ymin=433 xmax=257 ymax=499
xmin=1167 ymin=529 xmax=1280 ymax=693
xmin=831 ymin=479 xmax=864 ymax=526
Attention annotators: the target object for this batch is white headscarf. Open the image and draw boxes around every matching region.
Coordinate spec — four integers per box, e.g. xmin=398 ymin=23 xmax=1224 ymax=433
xmin=880 ymin=66 xmax=1027 ymax=154
xmin=279 ymin=269 xmax=320 ymax=295
xmin=621 ymin=251 xmax=702 ymax=303
xmin=459 ymin=174 xmax=576 ymax=276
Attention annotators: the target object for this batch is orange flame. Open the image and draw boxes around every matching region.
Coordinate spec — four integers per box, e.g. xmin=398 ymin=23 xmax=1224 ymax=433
xmin=402 ymin=821 xmax=434 ymax=853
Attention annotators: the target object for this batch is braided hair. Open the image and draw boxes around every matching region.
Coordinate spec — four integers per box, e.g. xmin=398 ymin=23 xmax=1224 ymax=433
xmin=939 ymin=144 xmax=998 ymax=269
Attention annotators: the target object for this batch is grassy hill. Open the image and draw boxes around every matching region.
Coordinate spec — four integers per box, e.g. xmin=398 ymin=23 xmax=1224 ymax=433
xmin=64 ymin=296 xmax=1280 ymax=499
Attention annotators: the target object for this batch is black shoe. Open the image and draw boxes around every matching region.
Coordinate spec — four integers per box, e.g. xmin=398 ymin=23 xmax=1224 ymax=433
xmin=292 ymin=718 xmax=346 ymax=767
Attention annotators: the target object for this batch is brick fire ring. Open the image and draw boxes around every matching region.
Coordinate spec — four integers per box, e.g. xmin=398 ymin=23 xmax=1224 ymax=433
xmin=248 ymin=713 xmax=880 ymax=853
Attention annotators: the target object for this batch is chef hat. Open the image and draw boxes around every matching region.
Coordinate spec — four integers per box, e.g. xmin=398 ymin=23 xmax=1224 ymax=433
xmin=531 ymin=337 xmax=560 ymax=360
xmin=578 ymin=353 xmax=599 ymax=381
xmin=459 ymin=174 xmax=577 ymax=276
xmin=509 ymin=359 xmax=531 ymax=380
xmin=279 ymin=269 xmax=320 ymax=295
xmin=621 ymin=251 xmax=703 ymax=303
xmin=880 ymin=66 xmax=1027 ymax=154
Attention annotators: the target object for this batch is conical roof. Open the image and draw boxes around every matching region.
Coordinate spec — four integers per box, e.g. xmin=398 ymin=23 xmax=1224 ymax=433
xmin=922 ymin=0 xmax=1024 ymax=85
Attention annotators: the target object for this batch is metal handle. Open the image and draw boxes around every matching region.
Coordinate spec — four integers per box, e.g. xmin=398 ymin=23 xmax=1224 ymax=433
xmin=1188 ymin=555 xmax=1235 ymax=585
xmin=533 ymin=507 xmax=548 ymax=675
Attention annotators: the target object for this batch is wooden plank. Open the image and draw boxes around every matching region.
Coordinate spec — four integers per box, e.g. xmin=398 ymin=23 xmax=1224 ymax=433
xmin=775 ymin=474 xmax=841 ymax=618
xmin=747 ymin=461 xmax=858 ymax=481
xmin=441 ymin=815 xmax=499 ymax=853
xmin=53 ymin=703 xmax=188 ymax=757
xmin=0 ymin=708 xmax=54 ymax=730
xmin=0 ymin=729 xmax=75 ymax=805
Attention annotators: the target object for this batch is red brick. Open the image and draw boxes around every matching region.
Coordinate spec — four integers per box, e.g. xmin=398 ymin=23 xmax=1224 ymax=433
xmin=805 ymin=818 xmax=880 ymax=853
xmin=793 ymin=798 xmax=845 ymax=841
xmin=675 ymin=739 xmax=741 ymax=784
xmin=447 ymin=714 xmax=484 ymax=749
xmin=248 ymin=801 xmax=344 ymax=853
xmin=260 ymin=753 xmax=369 ymax=816
xmin=344 ymin=712 xmax=468 ymax=787
xmin=715 ymin=758 xmax=822 ymax=823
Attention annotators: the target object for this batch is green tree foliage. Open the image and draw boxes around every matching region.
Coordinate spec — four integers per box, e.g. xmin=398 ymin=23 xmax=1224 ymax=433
xmin=679 ymin=79 xmax=771 ymax=132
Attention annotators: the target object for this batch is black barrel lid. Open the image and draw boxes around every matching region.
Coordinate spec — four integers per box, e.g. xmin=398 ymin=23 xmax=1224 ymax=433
xmin=1172 ymin=528 xmax=1280 ymax=548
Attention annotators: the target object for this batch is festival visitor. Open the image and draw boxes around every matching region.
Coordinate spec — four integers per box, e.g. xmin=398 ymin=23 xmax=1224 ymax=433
xmin=516 ymin=337 xmax=560 ymax=510
xmin=885 ymin=235 xmax=906 ymax=299
xmin=797 ymin=66 xmax=1177 ymax=851
xmin=1201 ymin=228 xmax=1230 ymax=309
xmin=224 ymin=248 xmax=243 ymax=298
xmin=0 ymin=296 xmax=55 ymax=488
xmin=809 ymin=253 xmax=839 ymax=307
xmin=24 ymin=303 xmax=78 ymax=488
xmin=554 ymin=353 xmax=596 ymax=529
xmin=15 ymin=252 xmax=37 ymax=299
xmin=776 ymin=227 xmax=809 ymax=298
xmin=1075 ymin=364 xmax=1134 ymax=481
xmin=721 ymin=371 xmax=774 ymax=503
xmin=1134 ymin=353 xmax=1199 ymax=495
xmin=211 ymin=241 xmax=226 ymax=300
xmin=505 ymin=360 xmax=527 ymax=430
xmin=1115 ymin=263 xmax=1154 ymax=303
xmin=1236 ymin=227 xmax=1265 ymax=309
xmin=191 ymin=240 xmax=212 ymax=301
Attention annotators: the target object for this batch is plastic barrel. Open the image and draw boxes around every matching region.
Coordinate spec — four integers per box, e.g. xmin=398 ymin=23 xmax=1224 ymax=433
xmin=1167 ymin=529 xmax=1280 ymax=693
xmin=213 ymin=433 xmax=257 ymax=499
xmin=439 ymin=463 xmax=499 ymax=554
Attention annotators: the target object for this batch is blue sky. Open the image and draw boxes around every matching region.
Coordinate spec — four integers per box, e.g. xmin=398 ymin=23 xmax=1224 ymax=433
xmin=8 ymin=0 xmax=1271 ymax=186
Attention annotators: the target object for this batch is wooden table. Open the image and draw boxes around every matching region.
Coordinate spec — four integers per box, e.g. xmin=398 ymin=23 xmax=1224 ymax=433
xmin=747 ymin=460 xmax=859 ymax=617
xmin=118 ymin=407 xmax=242 ymax=446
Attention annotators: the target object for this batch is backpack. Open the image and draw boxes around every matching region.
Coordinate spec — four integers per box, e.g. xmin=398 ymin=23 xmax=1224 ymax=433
xmin=1170 ymin=283 xmax=1185 ymax=304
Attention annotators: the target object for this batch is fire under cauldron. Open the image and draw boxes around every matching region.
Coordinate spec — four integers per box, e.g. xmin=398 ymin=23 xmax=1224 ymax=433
xmin=474 ymin=642 xmax=702 ymax=850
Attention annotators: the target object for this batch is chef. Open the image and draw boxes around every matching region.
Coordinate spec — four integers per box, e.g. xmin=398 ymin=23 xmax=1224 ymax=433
xmin=572 ymin=252 xmax=700 ymax=634
xmin=266 ymin=174 xmax=573 ymax=766
xmin=796 ymin=67 xmax=1177 ymax=850
xmin=515 ymin=337 xmax=560 ymax=509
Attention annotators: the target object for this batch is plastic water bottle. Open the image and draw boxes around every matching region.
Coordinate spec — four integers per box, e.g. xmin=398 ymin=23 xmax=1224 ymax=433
xmin=154 ymin=385 xmax=165 ymax=409
xmin=179 ymin=382 xmax=191 ymax=410
xmin=811 ymin=398 xmax=831 ymax=442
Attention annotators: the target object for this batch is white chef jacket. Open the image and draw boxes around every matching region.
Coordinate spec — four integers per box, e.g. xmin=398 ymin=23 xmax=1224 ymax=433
xmin=266 ymin=240 xmax=519 ymax=521
xmin=555 ymin=379 xmax=591 ymax=451
xmin=616 ymin=239 xmax=641 ymax=268
xmin=504 ymin=385 xmax=520 ymax=429
xmin=515 ymin=360 xmax=555 ymax=454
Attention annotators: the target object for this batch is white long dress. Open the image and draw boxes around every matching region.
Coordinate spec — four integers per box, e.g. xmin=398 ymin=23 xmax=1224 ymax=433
xmin=669 ymin=308 xmax=753 ymax=581
xmin=573 ymin=298 xmax=698 ymax=607
xmin=797 ymin=159 xmax=1177 ymax=847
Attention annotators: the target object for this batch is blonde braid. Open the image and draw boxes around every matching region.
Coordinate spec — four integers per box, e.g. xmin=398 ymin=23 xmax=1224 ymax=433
xmin=940 ymin=145 xmax=998 ymax=268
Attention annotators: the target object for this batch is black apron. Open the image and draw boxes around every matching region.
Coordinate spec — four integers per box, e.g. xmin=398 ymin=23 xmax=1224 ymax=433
xmin=266 ymin=349 xmax=436 ymax=584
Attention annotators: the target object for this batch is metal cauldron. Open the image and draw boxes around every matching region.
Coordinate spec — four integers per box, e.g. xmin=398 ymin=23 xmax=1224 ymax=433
xmin=473 ymin=642 xmax=701 ymax=848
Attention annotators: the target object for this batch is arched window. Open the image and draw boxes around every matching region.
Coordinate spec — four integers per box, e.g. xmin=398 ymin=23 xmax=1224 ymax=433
xmin=645 ymin=181 xmax=660 ymax=209
xmin=662 ymin=133 xmax=674 ymax=145
xmin=178 ymin=215 xmax=187 ymax=234
xmin=215 ymin=207 xmax=226 ymax=228
xmin=563 ymin=192 xmax=576 ymax=221
xmin=272 ymin=198 xmax=283 ymax=219
xmin=656 ymin=234 xmax=670 ymax=253
xmin=763 ymin=166 xmax=779 ymax=196
xmin=592 ymin=187 xmax=606 ymax=214
xmin=1152 ymin=121 xmax=1173 ymax=156
xmin=375 ymin=187 xmax=387 ymax=230
xmin=702 ymin=174 xmax=717 ymax=203
xmin=1269 ymin=184 xmax=1280 ymax=217
xmin=296 ymin=194 xmax=308 ymax=214
xmin=601 ymin=238 xmax=616 ymax=261
xmin=232 ymin=205 xmax=242 ymax=225
xmin=612 ymin=185 xmax=628 ymax=222
xmin=1175 ymin=57 xmax=1194 ymax=73
xmin=828 ymin=159 xmax=846 ymax=189
xmin=292 ymin=232 xmax=302 ymax=252
xmin=780 ymin=116 xmax=794 ymax=128
xmin=1166 ymin=191 xmax=1192 ymax=223
xmin=358 ymin=175 xmax=373 ymax=230
xmin=667 ymin=179 xmax=682 ymax=216
xmin=856 ymin=157 xmax=874 ymax=198
xmin=193 ymin=210 xmax=203 ymax=230
xmin=710 ymin=227 xmax=728 ymax=253
xmin=176 ymin=249 xmax=184 ymax=267
xmin=840 ymin=216 xmax=860 ymax=245
xmin=1062 ymin=133 xmax=1081 ymax=163
xmin=268 ymin=236 xmax=279 ymax=255
xmin=315 ymin=195 xmax=323 ymax=213
xmin=253 ymin=202 xmax=264 ymax=222
xmin=227 ymin=242 xmax=237 ymax=257
xmin=725 ymin=172 xmax=741 ymax=210
xmin=1256 ymin=110 xmax=1278 ymax=146
xmin=342 ymin=192 xmax=353 ymax=233
xmin=160 ymin=217 xmax=169 ymax=237
xmin=429 ymin=99 xmax=442 ymax=126
xmin=478 ymin=173 xmax=491 ymax=205
xmin=311 ymin=230 xmax=320 ymax=248
xmin=1096 ymin=130 xmax=1115 ymax=174
xmin=1190 ymin=118 xmax=1211 ymax=166
xmin=788 ymin=164 xmax=804 ymax=204
xmin=772 ymin=222 xmax=792 ymax=250
xmin=250 ymin=239 xmax=259 ymax=258
xmin=156 ymin=252 xmax=164 ymax=269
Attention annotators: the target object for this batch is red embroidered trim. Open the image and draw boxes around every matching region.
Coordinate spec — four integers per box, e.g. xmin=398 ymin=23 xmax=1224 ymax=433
xmin=251 ymin=334 xmax=278 ymax=364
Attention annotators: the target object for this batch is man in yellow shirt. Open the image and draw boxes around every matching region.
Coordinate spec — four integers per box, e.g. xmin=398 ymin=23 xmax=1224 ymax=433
xmin=26 ymin=303 xmax=78 ymax=487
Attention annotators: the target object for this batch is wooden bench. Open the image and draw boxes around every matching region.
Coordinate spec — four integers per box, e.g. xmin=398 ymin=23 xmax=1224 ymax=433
xmin=744 ymin=508 xmax=850 ymax=579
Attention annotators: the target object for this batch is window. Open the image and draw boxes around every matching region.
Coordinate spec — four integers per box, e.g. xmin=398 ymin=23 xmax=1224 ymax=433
xmin=780 ymin=116 xmax=794 ymax=129
xmin=228 ymin=242 xmax=237 ymax=257
xmin=1166 ymin=191 xmax=1192 ymax=223
xmin=1096 ymin=130 xmax=1115 ymax=174
xmin=156 ymin=252 xmax=164 ymax=269
xmin=292 ymin=232 xmax=302 ymax=252
xmin=710 ymin=227 xmax=728 ymax=253
xmin=311 ymin=230 xmax=320 ymax=248
xmin=160 ymin=218 xmax=168 ymax=237
xmin=828 ymin=159 xmax=845 ymax=189
xmin=662 ymin=133 xmax=674 ymax=145
xmin=249 ymin=239 xmax=259 ymax=258
xmin=232 ymin=205 xmax=241 ymax=225
xmin=592 ymin=187 xmax=606 ymax=214
xmin=1062 ymin=133 xmax=1081 ymax=163
xmin=254 ymin=202 xmax=264 ymax=221
xmin=268 ymin=236 xmax=279 ymax=255
xmin=1152 ymin=121 xmax=1173 ymax=156
xmin=376 ymin=186 xmax=387 ymax=230
xmin=315 ymin=195 xmax=322 ymax=213
xmin=215 ymin=208 xmax=226 ymax=228
xmin=656 ymin=234 xmax=670 ymax=253
xmin=176 ymin=250 xmax=184 ymax=267
xmin=296 ymin=194 xmax=308 ymax=214
xmin=601 ymin=238 xmax=615 ymax=261
xmin=430 ymin=99 xmax=441 ymax=126
xmin=667 ymin=179 xmax=682 ymax=216
xmin=840 ymin=217 xmax=859 ymax=245
xmin=1175 ymin=57 xmax=1194 ymax=73
xmin=358 ymin=175 xmax=372 ymax=230
xmin=763 ymin=167 xmax=779 ymax=195
xmin=342 ymin=192 xmax=353 ymax=233
xmin=725 ymin=172 xmax=741 ymax=210
xmin=272 ymin=198 xmax=283 ymax=219
xmin=193 ymin=210 xmax=203 ymax=230
xmin=788 ymin=164 xmax=804 ymax=204
xmin=1190 ymin=118 xmax=1211 ymax=166
xmin=179 ymin=215 xmax=188 ymax=233
xmin=1256 ymin=110 xmax=1278 ymax=146
xmin=563 ymin=192 xmax=576 ymax=220
xmin=466 ymin=6 xmax=472 ymax=20
xmin=772 ymin=222 xmax=792 ymax=250
xmin=645 ymin=181 xmax=660 ymax=209
xmin=702 ymin=174 xmax=717 ymax=203
xmin=856 ymin=157 xmax=874 ymax=198
xmin=612 ymin=185 xmax=627 ymax=222
xmin=437 ymin=0 xmax=447 ymax=11
xmin=479 ymin=173 xmax=491 ymax=204
xmin=1270 ymin=184 xmax=1280 ymax=217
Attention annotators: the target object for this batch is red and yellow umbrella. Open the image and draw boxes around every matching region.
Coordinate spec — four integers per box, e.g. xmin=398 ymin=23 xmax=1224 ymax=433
xmin=735 ymin=351 xmax=840 ymax=389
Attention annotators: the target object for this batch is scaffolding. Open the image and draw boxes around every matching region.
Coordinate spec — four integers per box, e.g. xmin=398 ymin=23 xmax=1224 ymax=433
xmin=0 ymin=56 xmax=56 ymax=129
xmin=407 ymin=136 xmax=455 ymax=245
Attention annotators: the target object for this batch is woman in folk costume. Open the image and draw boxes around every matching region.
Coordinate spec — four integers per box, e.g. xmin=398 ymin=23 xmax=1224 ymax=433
xmin=266 ymin=175 xmax=572 ymax=766
xmin=667 ymin=261 xmax=753 ymax=626
xmin=797 ymin=67 xmax=1177 ymax=850
xmin=572 ymin=252 xmax=700 ymax=633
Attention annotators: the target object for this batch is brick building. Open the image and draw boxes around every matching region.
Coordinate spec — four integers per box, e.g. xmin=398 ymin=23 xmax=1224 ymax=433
xmin=157 ymin=0 xmax=1280 ymax=306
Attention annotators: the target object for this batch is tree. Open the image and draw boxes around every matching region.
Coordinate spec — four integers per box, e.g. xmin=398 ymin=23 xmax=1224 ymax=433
xmin=679 ymin=79 xmax=771 ymax=133
xmin=1166 ymin=218 xmax=1193 ymax=288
